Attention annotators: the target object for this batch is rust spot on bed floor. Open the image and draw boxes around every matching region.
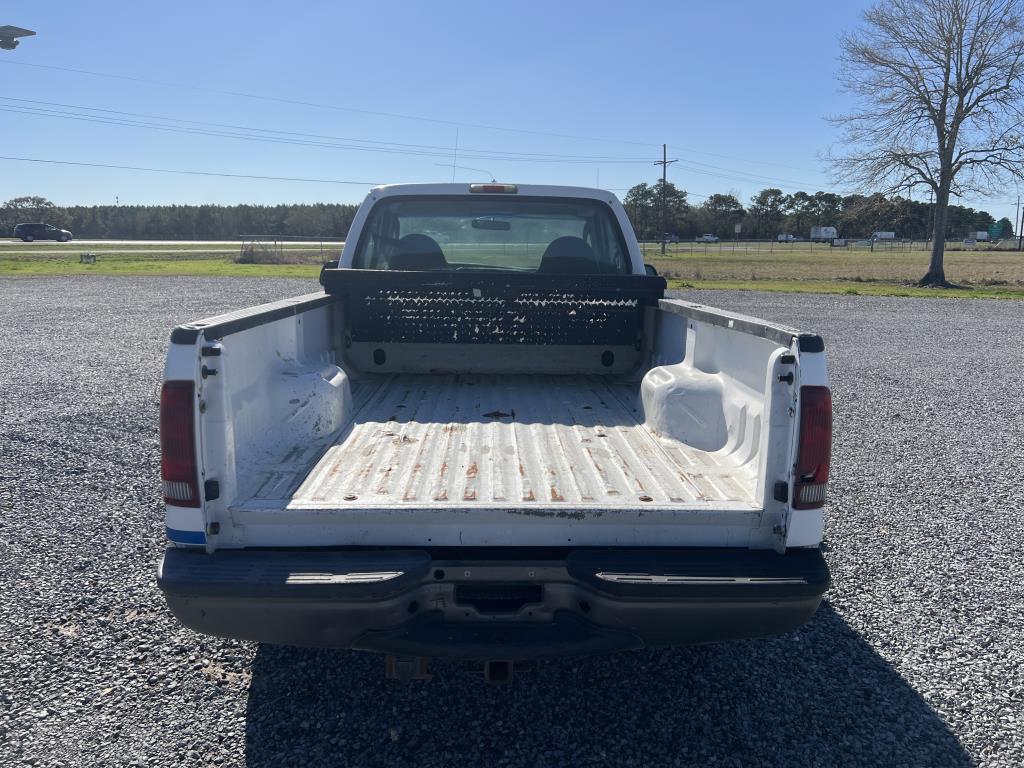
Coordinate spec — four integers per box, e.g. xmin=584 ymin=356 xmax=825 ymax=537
xmin=550 ymin=486 xmax=564 ymax=502
xmin=376 ymin=466 xmax=393 ymax=494
xmin=466 ymin=462 xmax=478 ymax=479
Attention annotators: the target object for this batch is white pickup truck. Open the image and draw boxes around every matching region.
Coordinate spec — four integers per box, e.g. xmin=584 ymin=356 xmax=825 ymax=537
xmin=157 ymin=183 xmax=831 ymax=669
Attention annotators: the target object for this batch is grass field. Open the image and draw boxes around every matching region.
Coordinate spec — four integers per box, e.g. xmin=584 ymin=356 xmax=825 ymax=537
xmin=0 ymin=241 xmax=339 ymax=278
xmin=2 ymin=239 xmax=1023 ymax=298
xmin=641 ymin=241 xmax=1024 ymax=298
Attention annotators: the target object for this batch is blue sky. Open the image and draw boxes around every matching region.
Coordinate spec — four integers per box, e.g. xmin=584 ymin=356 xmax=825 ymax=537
xmin=1 ymin=0 xmax=1019 ymax=224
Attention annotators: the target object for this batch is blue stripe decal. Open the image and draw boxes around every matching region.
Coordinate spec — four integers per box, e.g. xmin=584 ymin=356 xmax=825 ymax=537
xmin=166 ymin=527 xmax=206 ymax=545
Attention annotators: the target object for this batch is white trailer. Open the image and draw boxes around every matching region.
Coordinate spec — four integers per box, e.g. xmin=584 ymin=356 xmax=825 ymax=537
xmin=810 ymin=226 xmax=837 ymax=242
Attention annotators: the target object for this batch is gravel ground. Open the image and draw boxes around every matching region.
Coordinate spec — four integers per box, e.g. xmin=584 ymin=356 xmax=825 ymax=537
xmin=1 ymin=276 xmax=1021 ymax=767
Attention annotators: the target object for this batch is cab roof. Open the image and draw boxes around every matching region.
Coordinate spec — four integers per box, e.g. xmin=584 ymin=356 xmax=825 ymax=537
xmin=366 ymin=183 xmax=620 ymax=203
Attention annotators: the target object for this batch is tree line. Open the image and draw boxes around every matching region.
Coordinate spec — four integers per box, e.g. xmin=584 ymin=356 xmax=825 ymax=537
xmin=1 ymin=196 xmax=358 ymax=240
xmin=622 ymin=181 xmax=1011 ymax=241
xmin=2 ymin=190 xmax=1011 ymax=243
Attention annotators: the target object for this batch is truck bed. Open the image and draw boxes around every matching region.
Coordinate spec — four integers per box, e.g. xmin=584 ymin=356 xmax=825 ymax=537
xmin=240 ymin=374 xmax=758 ymax=512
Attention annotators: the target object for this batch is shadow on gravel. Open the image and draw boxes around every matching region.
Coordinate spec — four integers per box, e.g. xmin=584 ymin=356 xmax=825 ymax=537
xmin=244 ymin=604 xmax=971 ymax=767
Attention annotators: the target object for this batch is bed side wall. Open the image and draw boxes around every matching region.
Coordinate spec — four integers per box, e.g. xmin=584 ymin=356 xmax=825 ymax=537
xmin=641 ymin=301 xmax=795 ymax=506
xmin=192 ymin=299 xmax=352 ymax=535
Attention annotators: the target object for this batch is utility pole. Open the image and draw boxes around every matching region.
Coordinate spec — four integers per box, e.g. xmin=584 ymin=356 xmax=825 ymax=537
xmin=1016 ymin=195 xmax=1022 ymax=250
xmin=1017 ymin=194 xmax=1024 ymax=251
xmin=654 ymin=144 xmax=678 ymax=255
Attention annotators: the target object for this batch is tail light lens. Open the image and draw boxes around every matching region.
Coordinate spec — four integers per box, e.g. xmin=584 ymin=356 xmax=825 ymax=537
xmin=160 ymin=381 xmax=200 ymax=507
xmin=469 ymin=183 xmax=518 ymax=193
xmin=793 ymin=386 xmax=832 ymax=509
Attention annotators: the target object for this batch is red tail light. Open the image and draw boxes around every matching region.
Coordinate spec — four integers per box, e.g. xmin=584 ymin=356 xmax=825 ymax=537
xmin=793 ymin=386 xmax=832 ymax=509
xmin=160 ymin=381 xmax=200 ymax=507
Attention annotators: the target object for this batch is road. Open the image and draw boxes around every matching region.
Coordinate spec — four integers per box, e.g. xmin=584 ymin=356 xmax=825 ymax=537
xmin=2 ymin=239 xmax=342 ymax=246
xmin=0 ymin=240 xmax=342 ymax=257
xmin=0 ymin=277 xmax=1021 ymax=767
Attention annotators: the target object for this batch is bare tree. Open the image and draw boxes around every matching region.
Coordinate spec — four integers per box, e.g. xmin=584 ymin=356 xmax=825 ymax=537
xmin=829 ymin=0 xmax=1024 ymax=286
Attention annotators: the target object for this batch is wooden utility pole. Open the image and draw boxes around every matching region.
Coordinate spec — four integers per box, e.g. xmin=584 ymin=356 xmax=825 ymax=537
xmin=654 ymin=144 xmax=677 ymax=255
xmin=1017 ymin=196 xmax=1024 ymax=251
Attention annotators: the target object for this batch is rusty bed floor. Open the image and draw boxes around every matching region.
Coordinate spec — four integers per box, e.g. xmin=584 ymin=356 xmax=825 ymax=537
xmin=247 ymin=373 xmax=759 ymax=511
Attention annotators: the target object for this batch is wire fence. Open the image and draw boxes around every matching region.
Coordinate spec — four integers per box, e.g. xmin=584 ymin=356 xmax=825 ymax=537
xmin=237 ymin=234 xmax=345 ymax=264
xmin=640 ymin=238 xmax=1024 ymax=256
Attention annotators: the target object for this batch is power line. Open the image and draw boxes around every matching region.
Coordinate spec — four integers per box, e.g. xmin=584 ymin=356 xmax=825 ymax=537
xmin=0 ymin=59 xmax=660 ymax=148
xmin=17 ymin=62 xmax=987 ymax=199
xmin=664 ymin=146 xmax=822 ymax=175
xmin=1 ymin=59 xmax=839 ymax=178
xmin=0 ymin=102 xmax=655 ymax=165
xmin=606 ymin=186 xmax=712 ymax=199
xmin=0 ymin=155 xmax=381 ymax=185
xmin=1 ymin=59 xmax=887 ymax=187
xmin=0 ymin=98 xmax=842 ymax=192
xmin=1 ymin=61 xmax=848 ymax=183
xmin=670 ymin=162 xmax=826 ymax=191
xmin=0 ymin=96 xmax=657 ymax=162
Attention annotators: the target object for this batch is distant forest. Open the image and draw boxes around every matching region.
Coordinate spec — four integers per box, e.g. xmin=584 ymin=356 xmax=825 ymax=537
xmin=1 ymin=197 xmax=358 ymax=240
xmin=623 ymin=182 xmax=1012 ymax=241
xmin=1 ymin=188 xmax=1011 ymax=242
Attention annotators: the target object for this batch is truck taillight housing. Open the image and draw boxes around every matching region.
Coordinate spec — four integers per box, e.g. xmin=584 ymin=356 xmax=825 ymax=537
xmin=160 ymin=381 xmax=200 ymax=507
xmin=793 ymin=386 xmax=832 ymax=509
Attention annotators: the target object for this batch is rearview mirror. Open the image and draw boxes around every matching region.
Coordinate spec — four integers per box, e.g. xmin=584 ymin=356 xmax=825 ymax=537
xmin=472 ymin=217 xmax=511 ymax=231
xmin=644 ymin=263 xmax=659 ymax=276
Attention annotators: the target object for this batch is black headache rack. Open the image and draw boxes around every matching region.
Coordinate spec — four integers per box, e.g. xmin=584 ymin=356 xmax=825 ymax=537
xmin=319 ymin=267 xmax=667 ymax=346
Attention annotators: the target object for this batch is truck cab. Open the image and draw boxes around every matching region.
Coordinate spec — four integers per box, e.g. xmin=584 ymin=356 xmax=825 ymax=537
xmin=156 ymin=183 xmax=831 ymax=664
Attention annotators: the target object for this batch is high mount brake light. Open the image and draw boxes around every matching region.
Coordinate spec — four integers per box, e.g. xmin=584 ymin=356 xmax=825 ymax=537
xmin=160 ymin=381 xmax=200 ymax=507
xmin=793 ymin=386 xmax=832 ymax=510
xmin=469 ymin=184 xmax=518 ymax=194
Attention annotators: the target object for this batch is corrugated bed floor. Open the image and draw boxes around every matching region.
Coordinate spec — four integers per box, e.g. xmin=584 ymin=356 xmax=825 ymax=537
xmin=277 ymin=374 xmax=757 ymax=509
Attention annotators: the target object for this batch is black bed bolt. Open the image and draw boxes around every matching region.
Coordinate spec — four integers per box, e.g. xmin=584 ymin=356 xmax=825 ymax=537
xmin=773 ymin=481 xmax=789 ymax=503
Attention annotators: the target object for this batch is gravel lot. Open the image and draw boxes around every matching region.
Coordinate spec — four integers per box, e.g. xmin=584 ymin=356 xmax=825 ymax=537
xmin=1 ymin=276 xmax=1021 ymax=767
